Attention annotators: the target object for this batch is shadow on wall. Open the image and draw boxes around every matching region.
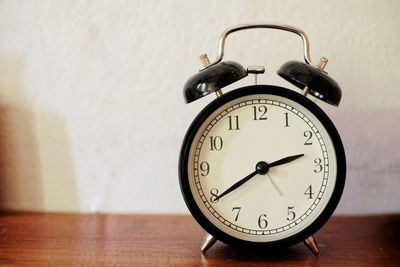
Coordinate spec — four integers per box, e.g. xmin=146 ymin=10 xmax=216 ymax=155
xmin=330 ymin=106 xmax=400 ymax=214
xmin=0 ymin=55 xmax=79 ymax=211
xmin=0 ymin=104 xmax=43 ymax=210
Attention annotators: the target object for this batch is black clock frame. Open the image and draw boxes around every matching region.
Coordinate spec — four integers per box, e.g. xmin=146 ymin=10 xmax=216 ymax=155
xmin=179 ymin=85 xmax=346 ymax=249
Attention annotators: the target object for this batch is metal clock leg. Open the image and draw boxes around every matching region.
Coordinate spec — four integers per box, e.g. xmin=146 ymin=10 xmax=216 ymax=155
xmin=304 ymin=235 xmax=320 ymax=255
xmin=201 ymin=234 xmax=217 ymax=253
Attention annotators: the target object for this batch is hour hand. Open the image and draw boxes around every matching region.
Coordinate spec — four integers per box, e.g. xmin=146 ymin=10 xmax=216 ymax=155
xmin=268 ymin=154 xmax=304 ymax=168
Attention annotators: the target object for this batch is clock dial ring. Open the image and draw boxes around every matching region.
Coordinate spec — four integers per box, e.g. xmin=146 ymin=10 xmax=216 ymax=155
xmin=179 ymin=85 xmax=346 ymax=248
xmin=192 ymin=98 xmax=330 ymax=236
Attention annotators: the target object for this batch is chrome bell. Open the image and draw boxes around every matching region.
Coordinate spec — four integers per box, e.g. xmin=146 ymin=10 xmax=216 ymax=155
xmin=277 ymin=58 xmax=342 ymax=106
xmin=183 ymin=60 xmax=247 ymax=103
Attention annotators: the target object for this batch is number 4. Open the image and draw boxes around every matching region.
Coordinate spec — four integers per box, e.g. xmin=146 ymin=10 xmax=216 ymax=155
xmin=304 ymin=185 xmax=314 ymax=199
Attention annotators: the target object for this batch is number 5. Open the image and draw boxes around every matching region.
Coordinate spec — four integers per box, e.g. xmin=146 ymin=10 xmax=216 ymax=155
xmin=287 ymin=206 xmax=296 ymax=221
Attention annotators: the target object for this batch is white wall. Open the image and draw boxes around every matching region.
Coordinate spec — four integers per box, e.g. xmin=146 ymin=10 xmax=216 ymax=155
xmin=0 ymin=0 xmax=399 ymax=214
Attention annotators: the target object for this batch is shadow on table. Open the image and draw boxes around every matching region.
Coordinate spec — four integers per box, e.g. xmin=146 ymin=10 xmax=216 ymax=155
xmin=200 ymin=242 xmax=321 ymax=266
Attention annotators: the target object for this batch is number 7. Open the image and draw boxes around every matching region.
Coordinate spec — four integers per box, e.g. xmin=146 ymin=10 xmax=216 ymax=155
xmin=232 ymin=207 xmax=241 ymax=221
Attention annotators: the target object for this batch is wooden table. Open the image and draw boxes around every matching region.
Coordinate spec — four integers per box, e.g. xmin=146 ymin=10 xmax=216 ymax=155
xmin=0 ymin=213 xmax=398 ymax=266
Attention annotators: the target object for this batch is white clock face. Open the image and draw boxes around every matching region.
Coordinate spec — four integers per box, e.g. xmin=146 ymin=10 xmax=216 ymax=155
xmin=187 ymin=93 xmax=338 ymax=242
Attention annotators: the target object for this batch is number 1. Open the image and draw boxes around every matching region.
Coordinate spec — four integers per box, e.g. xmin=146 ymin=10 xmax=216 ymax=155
xmin=284 ymin=112 xmax=289 ymax=127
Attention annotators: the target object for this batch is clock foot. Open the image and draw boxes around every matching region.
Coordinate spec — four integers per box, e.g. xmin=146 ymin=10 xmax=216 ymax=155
xmin=201 ymin=234 xmax=217 ymax=253
xmin=304 ymin=235 xmax=320 ymax=256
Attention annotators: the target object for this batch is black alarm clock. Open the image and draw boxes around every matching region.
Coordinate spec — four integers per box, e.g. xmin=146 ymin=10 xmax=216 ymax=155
xmin=179 ymin=23 xmax=346 ymax=255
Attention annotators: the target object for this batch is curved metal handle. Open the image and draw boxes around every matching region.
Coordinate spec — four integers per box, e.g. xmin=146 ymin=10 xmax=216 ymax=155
xmin=207 ymin=23 xmax=314 ymax=68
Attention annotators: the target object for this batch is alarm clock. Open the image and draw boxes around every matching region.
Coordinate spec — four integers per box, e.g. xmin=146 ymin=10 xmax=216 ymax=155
xmin=179 ymin=23 xmax=346 ymax=255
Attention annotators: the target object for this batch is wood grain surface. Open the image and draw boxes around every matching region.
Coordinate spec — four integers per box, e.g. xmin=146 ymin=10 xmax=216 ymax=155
xmin=0 ymin=213 xmax=399 ymax=266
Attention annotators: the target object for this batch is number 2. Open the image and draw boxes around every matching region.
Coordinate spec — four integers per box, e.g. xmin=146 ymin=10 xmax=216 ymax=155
xmin=304 ymin=130 xmax=313 ymax=145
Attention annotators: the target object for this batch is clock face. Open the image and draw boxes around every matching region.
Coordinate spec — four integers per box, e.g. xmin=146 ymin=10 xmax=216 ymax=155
xmin=180 ymin=85 xmax=346 ymax=246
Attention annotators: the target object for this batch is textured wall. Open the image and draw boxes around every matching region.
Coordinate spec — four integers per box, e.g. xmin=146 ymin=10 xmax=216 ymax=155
xmin=0 ymin=0 xmax=399 ymax=214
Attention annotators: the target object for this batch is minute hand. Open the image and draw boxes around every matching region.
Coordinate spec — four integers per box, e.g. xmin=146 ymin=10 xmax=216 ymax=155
xmin=214 ymin=170 xmax=258 ymax=201
xmin=268 ymin=154 xmax=304 ymax=168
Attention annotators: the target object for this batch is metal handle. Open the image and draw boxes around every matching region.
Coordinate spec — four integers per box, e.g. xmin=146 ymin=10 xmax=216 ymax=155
xmin=207 ymin=23 xmax=314 ymax=68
